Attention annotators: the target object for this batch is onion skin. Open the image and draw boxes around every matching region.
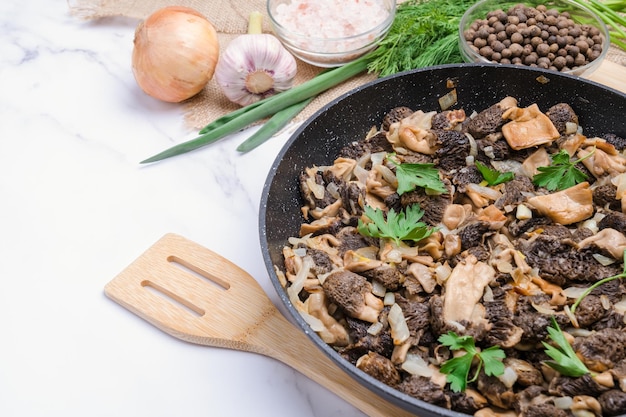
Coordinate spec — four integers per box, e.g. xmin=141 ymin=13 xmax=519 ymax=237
xmin=132 ymin=6 xmax=219 ymax=103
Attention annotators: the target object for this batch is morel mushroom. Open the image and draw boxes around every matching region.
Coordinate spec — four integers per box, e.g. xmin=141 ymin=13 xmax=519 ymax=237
xmin=356 ymin=351 xmax=402 ymax=386
xmin=322 ymin=270 xmax=383 ymax=323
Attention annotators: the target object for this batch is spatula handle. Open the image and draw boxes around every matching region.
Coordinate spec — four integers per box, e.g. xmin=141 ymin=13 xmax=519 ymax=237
xmin=105 ymin=234 xmax=416 ymax=417
xmin=253 ymin=310 xmax=417 ymax=417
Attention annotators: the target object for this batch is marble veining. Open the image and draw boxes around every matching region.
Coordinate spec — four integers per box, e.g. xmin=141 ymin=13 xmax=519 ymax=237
xmin=0 ymin=1 xmax=365 ymax=416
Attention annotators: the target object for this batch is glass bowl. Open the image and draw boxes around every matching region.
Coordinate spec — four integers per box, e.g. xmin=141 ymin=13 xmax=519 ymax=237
xmin=458 ymin=0 xmax=609 ymax=77
xmin=267 ymin=0 xmax=396 ymax=68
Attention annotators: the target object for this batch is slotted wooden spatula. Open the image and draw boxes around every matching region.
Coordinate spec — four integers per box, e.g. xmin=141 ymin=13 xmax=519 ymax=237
xmin=105 ymin=233 xmax=415 ymax=417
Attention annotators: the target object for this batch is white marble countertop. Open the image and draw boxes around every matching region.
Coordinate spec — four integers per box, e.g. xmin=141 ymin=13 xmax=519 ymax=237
xmin=0 ymin=1 xmax=366 ymax=416
xmin=4 ymin=2 xmax=626 ymax=417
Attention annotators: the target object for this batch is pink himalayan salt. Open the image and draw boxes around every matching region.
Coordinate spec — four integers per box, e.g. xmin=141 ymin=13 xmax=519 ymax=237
xmin=274 ymin=0 xmax=390 ymax=53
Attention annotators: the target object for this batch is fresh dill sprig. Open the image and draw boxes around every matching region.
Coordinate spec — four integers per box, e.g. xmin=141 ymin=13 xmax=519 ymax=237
xmin=366 ymin=0 xmax=478 ymax=76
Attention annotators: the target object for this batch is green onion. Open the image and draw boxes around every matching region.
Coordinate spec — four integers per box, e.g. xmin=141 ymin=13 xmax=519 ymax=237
xmin=589 ymin=0 xmax=626 ymax=50
xmin=140 ymin=56 xmax=369 ymax=164
xmin=565 ymin=0 xmax=626 ymax=50
xmin=197 ymin=99 xmax=266 ymax=135
xmin=236 ymin=96 xmax=314 ymax=153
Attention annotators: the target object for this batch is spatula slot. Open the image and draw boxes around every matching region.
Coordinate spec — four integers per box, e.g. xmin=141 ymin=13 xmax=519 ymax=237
xmin=167 ymin=255 xmax=230 ymax=290
xmin=141 ymin=280 xmax=205 ymax=317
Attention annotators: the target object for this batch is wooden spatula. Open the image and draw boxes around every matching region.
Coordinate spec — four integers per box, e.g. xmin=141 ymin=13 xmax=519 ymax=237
xmin=105 ymin=233 xmax=415 ymax=417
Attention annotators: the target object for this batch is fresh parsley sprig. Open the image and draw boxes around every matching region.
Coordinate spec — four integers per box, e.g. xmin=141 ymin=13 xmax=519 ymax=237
xmin=438 ymin=332 xmax=506 ymax=392
xmin=475 ymin=161 xmax=514 ymax=186
xmin=357 ymin=204 xmax=437 ymax=245
xmin=532 ymin=149 xmax=593 ymax=191
xmin=390 ymin=158 xmax=448 ymax=195
xmin=542 ymin=316 xmax=591 ymax=377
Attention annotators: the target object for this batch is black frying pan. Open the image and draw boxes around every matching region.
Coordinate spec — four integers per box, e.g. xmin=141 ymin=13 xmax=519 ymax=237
xmin=259 ymin=63 xmax=626 ymax=417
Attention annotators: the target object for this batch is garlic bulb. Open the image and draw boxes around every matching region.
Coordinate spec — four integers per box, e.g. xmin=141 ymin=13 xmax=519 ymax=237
xmin=215 ymin=12 xmax=297 ymax=106
xmin=132 ymin=6 xmax=219 ymax=103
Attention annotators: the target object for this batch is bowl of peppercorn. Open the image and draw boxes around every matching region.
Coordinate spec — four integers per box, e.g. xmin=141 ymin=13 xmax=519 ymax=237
xmin=459 ymin=0 xmax=609 ymax=76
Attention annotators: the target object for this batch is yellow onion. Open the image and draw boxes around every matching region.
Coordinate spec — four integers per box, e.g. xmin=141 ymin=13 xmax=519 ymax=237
xmin=132 ymin=6 xmax=219 ymax=103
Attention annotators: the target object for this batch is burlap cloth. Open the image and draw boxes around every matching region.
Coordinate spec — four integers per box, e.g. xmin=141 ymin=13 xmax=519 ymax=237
xmin=68 ymin=0 xmax=626 ymax=130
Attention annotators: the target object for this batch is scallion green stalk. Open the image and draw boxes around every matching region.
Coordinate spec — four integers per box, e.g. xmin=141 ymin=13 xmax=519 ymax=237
xmin=197 ymin=99 xmax=265 ymax=135
xmin=569 ymin=0 xmax=626 ymax=47
xmin=140 ymin=56 xmax=369 ymax=164
xmin=236 ymin=96 xmax=315 ymax=153
xmin=588 ymin=0 xmax=626 ymax=29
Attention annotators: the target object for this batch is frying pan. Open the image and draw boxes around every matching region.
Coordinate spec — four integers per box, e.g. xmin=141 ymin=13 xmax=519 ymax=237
xmin=259 ymin=63 xmax=626 ymax=416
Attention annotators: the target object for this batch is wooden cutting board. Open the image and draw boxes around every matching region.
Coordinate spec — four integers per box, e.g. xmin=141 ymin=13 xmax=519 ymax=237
xmin=587 ymin=60 xmax=626 ymax=94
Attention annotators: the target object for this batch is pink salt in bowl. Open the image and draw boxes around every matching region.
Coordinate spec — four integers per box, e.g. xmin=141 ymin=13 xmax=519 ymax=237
xmin=267 ymin=0 xmax=397 ymax=67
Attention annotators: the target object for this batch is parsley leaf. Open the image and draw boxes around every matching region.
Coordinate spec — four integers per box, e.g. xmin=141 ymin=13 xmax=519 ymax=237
xmin=439 ymin=352 xmax=475 ymax=393
xmin=532 ymin=149 xmax=591 ymax=191
xmin=480 ymin=346 xmax=506 ymax=377
xmin=357 ymin=204 xmax=437 ymax=245
xmin=542 ymin=316 xmax=591 ymax=377
xmin=475 ymin=161 xmax=514 ymax=186
xmin=391 ymin=159 xmax=448 ymax=195
xmin=439 ymin=332 xmax=506 ymax=392
xmin=438 ymin=332 xmax=471 ymax=350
